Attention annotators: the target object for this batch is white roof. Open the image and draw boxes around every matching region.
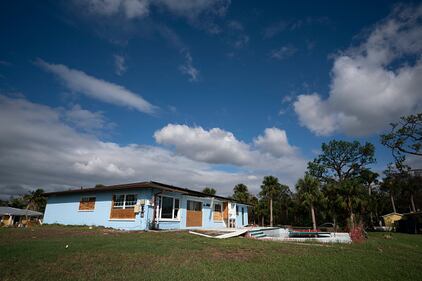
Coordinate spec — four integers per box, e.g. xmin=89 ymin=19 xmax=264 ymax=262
xmin=0 ymin=207 xmax=43 ymax=217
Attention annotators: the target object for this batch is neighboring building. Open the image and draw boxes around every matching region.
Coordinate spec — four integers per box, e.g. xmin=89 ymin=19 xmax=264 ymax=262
xmin=43 ymin=181 xmax=249 ymax=231
xmin=397 ymin=211 xmax=422 ymax=234
xmin=0 ymin=207 xmax=43 ymax=226
xmin=382 ymin=212 xmax=403 ymax=228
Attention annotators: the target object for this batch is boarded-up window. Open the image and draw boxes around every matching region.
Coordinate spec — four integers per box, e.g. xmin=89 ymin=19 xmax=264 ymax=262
xmin=110 ymin=194 xmax=137 ymax=220
xmin=79 ymin=197 xmax=96 ymax=211
xmin=213 ymin=203 xmax=223 ymax=221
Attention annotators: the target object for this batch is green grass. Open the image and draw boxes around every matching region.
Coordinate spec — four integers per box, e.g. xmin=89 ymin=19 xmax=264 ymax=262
xmin=1 ymin=226 xmax=421 ymax=281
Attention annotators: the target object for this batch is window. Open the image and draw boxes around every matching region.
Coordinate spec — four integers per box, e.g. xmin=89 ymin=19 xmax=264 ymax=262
xmin=159 ymin=196 xmax=180 ymax=220
xmin=113 ymin=194 xmax=137 ymax=209
xmin=79 ymin=196 xmax=96 ymax=211
xmin=187 ymin=200 xmax=202 ymax=211
xmin=213 ymin=203 xmax=223 ymax=221
xmin=236 ymin=206 xmax=239 ymax=215
xmin=214 ymin=203 xmax=222 ymax=212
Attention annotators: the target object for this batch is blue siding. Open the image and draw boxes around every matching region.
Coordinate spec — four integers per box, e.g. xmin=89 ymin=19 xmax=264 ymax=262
xmin=44 ymin=189 xmax=249 ymax=230
xmin=235 ymin=204 xmax=249 ymax=227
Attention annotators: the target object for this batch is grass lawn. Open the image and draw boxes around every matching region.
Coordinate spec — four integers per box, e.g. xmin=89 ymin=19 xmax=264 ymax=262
xmin=1 ymin=226 xmax=421 ymax=281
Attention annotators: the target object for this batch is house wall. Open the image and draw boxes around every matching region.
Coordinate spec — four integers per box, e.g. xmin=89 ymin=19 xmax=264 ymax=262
xmin=44 ymin=188 xmax=155 ymax=230
xmin=44 ymin=189 xmax=245 ymax=230
xmin=235 ymin=204 xmax=249 ymax=227
xmin=156 ymin=193 xmax=226 ymax=230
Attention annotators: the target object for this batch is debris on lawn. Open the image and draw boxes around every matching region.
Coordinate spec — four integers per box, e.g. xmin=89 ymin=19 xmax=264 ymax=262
xmin=189 ymin=229 xmax=248 ymax=239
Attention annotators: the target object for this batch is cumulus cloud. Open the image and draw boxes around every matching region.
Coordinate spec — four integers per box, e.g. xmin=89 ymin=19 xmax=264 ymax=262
xmin=294 ymin=4 xmax=422 ymax=136
xmin=154 ymin=124 xmax=251 ymax=165
xmin=114 ymin=54 xmax=127 ymax=76
xmin=36 ymin=59 xmax=157 ymax=114
xmin=0 ymin=96 xmax=308 ymax=198
xmin=154 ymin=124 xmax=307 ymax=179
xmin=0 ymin=95 xmax=261 ymax=198
xmin=254 ymin=128 xmax=298 ymax=157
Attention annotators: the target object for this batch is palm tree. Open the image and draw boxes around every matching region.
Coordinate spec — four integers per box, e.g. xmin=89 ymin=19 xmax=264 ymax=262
xmin=381 ymin=164 xmax=401 ymax=213
xmin=232 ymin=183 xmax=250 ymax=204
xmin=296 ymin=174 xmax=323 ymax=230
xmin=359 ymin=169 xmax=379 ymax=226
xmin=23 ymin=189 xmax=46 ymax=212
xmin=259 ymin=176 xmax=282 ymax=227
xmin=338 ymin=180 xmax=367 ymax=229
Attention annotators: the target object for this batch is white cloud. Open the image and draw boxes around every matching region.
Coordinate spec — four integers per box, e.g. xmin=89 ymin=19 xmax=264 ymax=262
xmin=294 ymin=4 xmax=422 ymax=136
xmin=64 ymin=104 xmax=111 ymax=132
xmin=179 ymin=50 xmax=199 ymax=82
xmin=36 ymin=59 xmax=157 ymax=114
xmin=254 ymin=128 xmax=298 ymax=157
xmin=0 ymin=95 xmax=262 ymax=198
xmin=270 ymin=45 xmax=297 ymax=60
xmin=114 ymin=54 xmax=127 ymax=76
xmin=294 ymin=93 xmax=340 ymax=136
xmin=0 ymin=96 xmax=308 ymax=198
xmin=154 ymin=124 xmax=307 ymax=180
xmin=154 ymin=124 xmax=252 ymax=165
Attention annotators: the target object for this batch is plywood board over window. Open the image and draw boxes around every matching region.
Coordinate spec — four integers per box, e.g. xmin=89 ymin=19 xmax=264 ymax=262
xmin=110 ymin=194 xmax=137 ymax=220
xmin=79 ymin=197 xmax=96 ymax=211
xmin=213 ymin=203 xmax=223 ymax=221
xmin=186 ymin=200 xmax=202 ymax=227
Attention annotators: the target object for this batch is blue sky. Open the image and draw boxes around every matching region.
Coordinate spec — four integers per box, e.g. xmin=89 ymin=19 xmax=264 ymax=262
xmin=1 ymin=0 xmax=421 ymax=197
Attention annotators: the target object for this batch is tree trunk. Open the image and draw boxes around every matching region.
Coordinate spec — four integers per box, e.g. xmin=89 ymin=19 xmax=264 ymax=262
xmin=261 ymin=215 xmax=264 ymax=226
xmin=350 ymin=211 xmax=355 ymax=229
xmin=410 ymin=193 xmax=416 ymax=213
xmin=310 ymin=204 xmax=317 ymax=230
xmin=333 ymin=216 xmax=337 ymax=232
xmin=390 ymin=194 xmax=397 ymax=213
xmin=269 ymin=198 xmax=273 ymax=227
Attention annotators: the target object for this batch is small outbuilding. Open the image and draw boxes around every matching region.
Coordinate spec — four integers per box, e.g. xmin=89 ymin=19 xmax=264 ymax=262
xmin=382 ymin=212 xmax=403 ymax=228
xmin=0 ymin=207 xmax=43 ymax=227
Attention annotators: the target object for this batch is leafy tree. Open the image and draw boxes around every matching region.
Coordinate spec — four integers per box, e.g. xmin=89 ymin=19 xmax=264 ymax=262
xmin=202 ymin=187 xmax=216 ymax=196
xmin=232 ymin=184 xmax=251 ymax=204
xmin=308 ymin=140 xmax=376 ymax=183
xmin=381 ymin=113 xmax=422 ymax=161
xmin=296 ymin=174 xmax=323 ymax=230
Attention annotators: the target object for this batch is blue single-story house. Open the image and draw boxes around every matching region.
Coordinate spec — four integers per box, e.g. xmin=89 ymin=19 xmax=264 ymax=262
xmin=43 ymin=181 xmax=249 ymax=231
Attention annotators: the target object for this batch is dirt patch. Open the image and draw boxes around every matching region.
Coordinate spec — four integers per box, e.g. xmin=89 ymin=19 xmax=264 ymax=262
xmin=0 ymin=225 xmax=131 ymax=243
